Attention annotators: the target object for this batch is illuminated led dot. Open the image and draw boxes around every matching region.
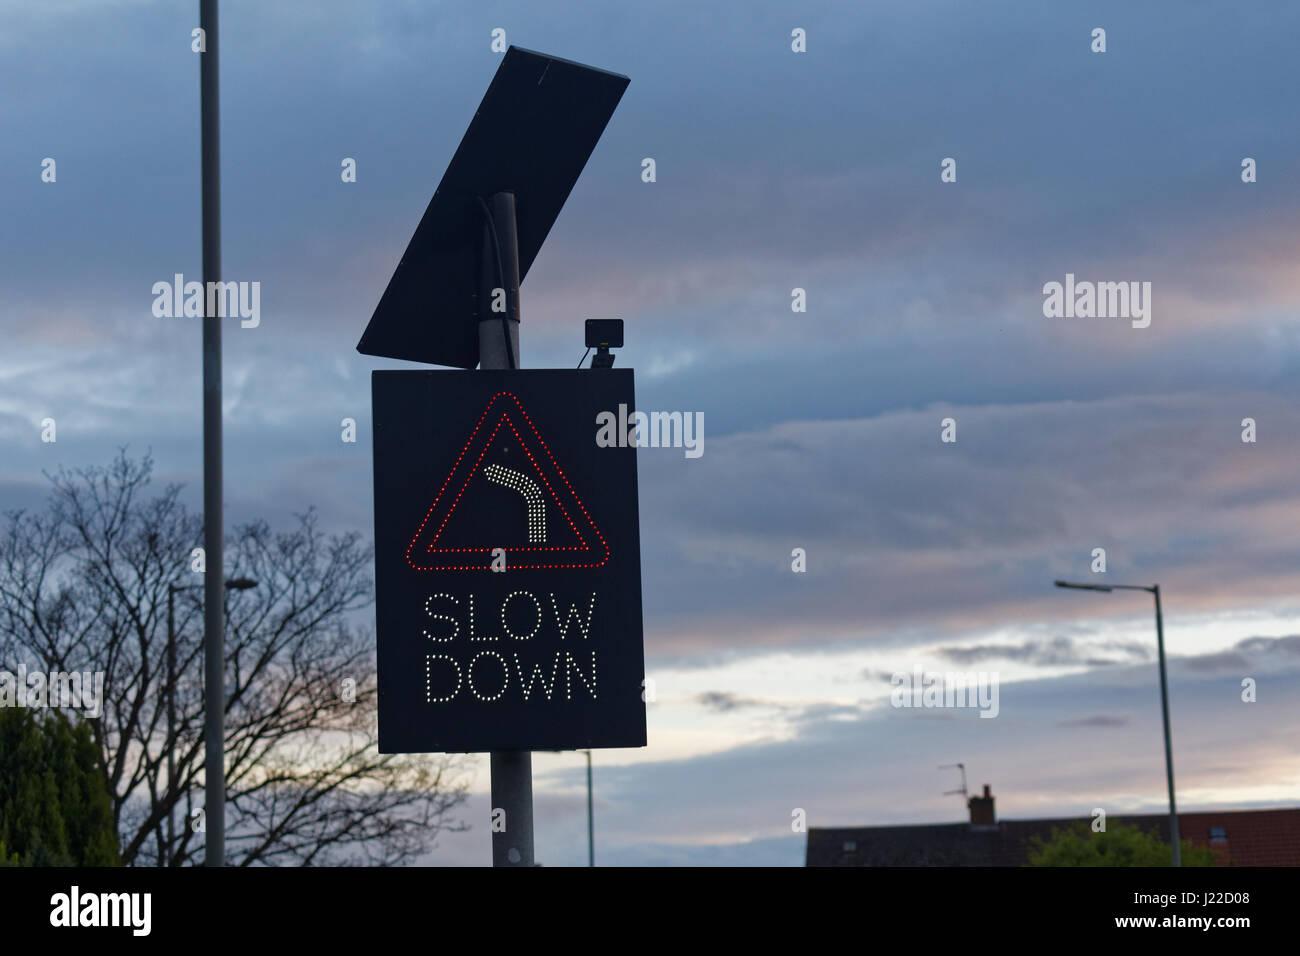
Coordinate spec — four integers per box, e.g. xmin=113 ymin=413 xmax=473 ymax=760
xmin=563 ymin=650 xmax=597 ymax=700
xmin=426 ymin=654 xmax=462 ymax=703
xmin=468 ymin=651 xmax=510 ymax=701
xmin=551 ymin=592 xmax=597 ymax=640
xmin=513 ymin=652 xmax=560 ymax=701
xmin=501 ymin=590 xmax=541 ymax=641
xmin=423 ymin=593 xmax=459 ymax=642
xmin=468 ymin=593 xmax=498 ymax=641
xmin=483 ymin=463 xmax=547 ymax=544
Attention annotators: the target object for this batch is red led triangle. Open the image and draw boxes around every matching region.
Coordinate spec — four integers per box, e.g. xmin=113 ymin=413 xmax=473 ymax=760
xmin=405 ymin=391 xmax=611 ymax=571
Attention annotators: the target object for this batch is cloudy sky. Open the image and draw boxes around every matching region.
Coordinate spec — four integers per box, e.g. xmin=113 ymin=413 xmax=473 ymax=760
xmin=2 ymin=0 xmax=1298 ymax=865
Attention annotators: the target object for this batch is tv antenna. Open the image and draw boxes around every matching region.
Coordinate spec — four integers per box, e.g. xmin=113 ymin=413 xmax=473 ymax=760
xmin=939 ymin=763 xmax=968 ymax=799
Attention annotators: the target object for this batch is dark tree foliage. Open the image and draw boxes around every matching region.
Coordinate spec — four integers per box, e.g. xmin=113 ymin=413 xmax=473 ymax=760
xmin=0 ymin=707 xmax=119 ymax=866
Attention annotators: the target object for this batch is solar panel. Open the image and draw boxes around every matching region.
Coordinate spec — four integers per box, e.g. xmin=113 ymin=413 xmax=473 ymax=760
xmin=356 ymin=47 xmax=630 ymax=368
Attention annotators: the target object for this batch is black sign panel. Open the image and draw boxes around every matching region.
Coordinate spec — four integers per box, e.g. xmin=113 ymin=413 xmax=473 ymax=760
xmin=372 ymin=369 xmax=646 ymax=753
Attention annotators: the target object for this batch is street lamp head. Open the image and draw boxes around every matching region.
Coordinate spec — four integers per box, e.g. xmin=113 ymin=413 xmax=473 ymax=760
xmin=225 ymin=577 xmax=259 ymax=591
xmin=1054 ymin=580 xmax=1113 ymax=592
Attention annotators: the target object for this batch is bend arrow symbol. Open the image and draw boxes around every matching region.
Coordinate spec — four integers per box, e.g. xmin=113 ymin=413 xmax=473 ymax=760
xmin=483 ymin=463 xmax=547 ymax=544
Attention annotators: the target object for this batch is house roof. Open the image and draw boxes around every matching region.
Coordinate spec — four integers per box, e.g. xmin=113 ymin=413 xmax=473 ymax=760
xmin=806 ymin=807 xmax=1300 ymax=866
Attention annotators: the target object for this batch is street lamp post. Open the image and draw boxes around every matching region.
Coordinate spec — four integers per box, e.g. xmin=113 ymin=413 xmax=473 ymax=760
xmin=1054 ymin=580 xmax=1180 ymax=866
xmin=547 ymin=749 xmax=595 ymax=866
xmin=583 ymin=749 xmax=594 ymax=868
xmin=165 ymin=576 xmax=257 ymax=866
xmin=166 ymin=583 xmax=180 ymax=865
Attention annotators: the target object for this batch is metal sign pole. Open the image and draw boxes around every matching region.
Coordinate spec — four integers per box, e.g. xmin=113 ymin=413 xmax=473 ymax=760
xmin=479 ymin=191 xmax=533 ymax=867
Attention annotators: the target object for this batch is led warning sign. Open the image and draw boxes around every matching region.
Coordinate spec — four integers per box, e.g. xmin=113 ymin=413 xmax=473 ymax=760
xmin=404 ymin=390 xmax=610 ymax=571
xmin=371 ymin=369 xmax=646 ymax=754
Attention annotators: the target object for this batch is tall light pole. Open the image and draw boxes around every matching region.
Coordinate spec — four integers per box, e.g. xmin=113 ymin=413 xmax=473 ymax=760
xmin=166 ymin=576 xmax=257 ymax=866
xmin=549 ymin=749 xmax=595 ymax=866
xmin=198 ymin=0 xmax=224 ymax=869
xmin=1054 ymin=580 xmax=1180 ymax=866
xmin=582 ymin=749 xmax=594 ymax=867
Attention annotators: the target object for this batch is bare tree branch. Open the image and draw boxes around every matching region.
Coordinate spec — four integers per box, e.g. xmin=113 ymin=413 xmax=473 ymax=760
xmin=0 ymin=450 xmax=470 ymax=866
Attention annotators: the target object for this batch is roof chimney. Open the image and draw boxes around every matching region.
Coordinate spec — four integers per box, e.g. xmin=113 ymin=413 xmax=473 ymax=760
xmin=968 ymin=784 xmax=995 ymax=827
